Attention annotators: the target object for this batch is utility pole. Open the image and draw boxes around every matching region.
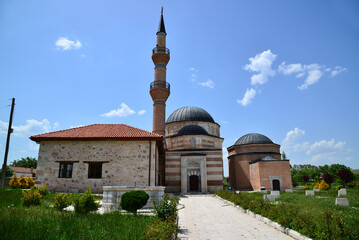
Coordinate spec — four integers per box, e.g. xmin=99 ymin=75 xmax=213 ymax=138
xmin=0 ymin=98 xmax=15 ymax=188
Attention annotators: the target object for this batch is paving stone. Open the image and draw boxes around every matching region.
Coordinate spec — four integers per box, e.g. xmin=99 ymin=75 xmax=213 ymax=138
xmin=338 ymin=188 xmax=347 ymax=197
xmin=260 ymin=190 xmax=268 ymax=194
xmin=336 ymin=198 xmax=349 ymax=206
xmin=305 ymin=190 xmax=314 ymax=196
xmin=284 ymin=189 xmax=293 ymax=193
xmin=178 ymin=195 xmax=294 ymax=240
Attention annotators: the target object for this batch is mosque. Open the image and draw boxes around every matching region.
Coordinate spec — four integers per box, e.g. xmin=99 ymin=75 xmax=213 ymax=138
xmin=30 ymin=9 xmax=292 ymax=193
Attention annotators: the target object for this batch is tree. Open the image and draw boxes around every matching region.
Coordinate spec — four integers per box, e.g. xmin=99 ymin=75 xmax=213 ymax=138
xmin=337 ymin=169 xmax=354 ymax=186
xmin=282 ymin=151 xmax=287 ymax=160
xmin=323 ymin=173 xmax=334 ymax=185
xmin=0 ymin=166 xmax=13 ymax=178
xmin=11 ymin=157 xmax=37 ymax=168
xmin=302 ymin=175 xmax=309 ymax=183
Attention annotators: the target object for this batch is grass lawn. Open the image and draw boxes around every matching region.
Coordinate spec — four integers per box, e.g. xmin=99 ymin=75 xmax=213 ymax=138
xmin=217 ymin=186 xmax=359 ymax=239
xmin=0 ymin=189 xmax=156 ymax=240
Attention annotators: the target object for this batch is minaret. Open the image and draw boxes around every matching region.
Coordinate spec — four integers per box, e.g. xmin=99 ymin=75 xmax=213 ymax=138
xmin=150 ymin=7 xmax=170 ymax=136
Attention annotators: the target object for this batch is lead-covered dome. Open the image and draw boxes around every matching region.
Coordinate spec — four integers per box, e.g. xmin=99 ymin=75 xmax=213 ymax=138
xmin=235 ymin=133 xmax=273 ymax=146
xmin=177 ymin=125 xmax=208 ymax=136
xmin=167 ymin=106 xmax=215 ymax=123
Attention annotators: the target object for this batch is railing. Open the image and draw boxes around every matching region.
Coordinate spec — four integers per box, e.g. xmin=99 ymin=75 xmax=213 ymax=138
xmin=150 ymin=81 xmax=170 ymax=90
xmin=152 ymin=47 xmax=170 ymax=56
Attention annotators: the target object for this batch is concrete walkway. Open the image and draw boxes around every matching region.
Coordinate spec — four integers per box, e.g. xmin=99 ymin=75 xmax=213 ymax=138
xmin=178 ymin=194 xmax=294 ymax=240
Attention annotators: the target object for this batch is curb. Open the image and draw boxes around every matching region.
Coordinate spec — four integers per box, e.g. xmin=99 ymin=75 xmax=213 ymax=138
xmin=214 ymin=195 xmax=312 ymax=240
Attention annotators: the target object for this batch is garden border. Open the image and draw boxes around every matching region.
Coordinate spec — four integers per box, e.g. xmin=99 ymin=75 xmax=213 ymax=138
xmin=214 ymin=195 xmax=312 ymax=240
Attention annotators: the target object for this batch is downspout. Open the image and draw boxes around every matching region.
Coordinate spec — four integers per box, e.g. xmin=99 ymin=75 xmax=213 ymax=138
xmin=148 ymin=141 xmax=152 ymax=186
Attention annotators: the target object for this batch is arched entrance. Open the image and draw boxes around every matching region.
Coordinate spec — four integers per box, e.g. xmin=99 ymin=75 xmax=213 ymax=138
xmin=189 ymin=175 xmax=199 ymax=191
xmin=272 ymin=179 xmax=280 ymax=191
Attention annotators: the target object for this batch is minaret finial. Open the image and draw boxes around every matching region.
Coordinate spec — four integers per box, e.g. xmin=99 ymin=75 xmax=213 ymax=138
xmin=161 ymin=6 xmax=163 ymax=14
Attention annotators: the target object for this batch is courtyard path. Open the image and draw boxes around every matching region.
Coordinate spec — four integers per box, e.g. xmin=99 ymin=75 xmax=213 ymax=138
xmin=178 ymin=194 xmax=294 ymax=240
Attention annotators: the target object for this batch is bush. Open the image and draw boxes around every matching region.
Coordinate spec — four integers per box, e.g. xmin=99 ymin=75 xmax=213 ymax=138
xmin=347 ymin=181 xmax=356 ymax=188
xmin=9 ymin=174 xmax=20 ymax=189
xmin=337 ymin=169 xmax=354 ymax=186
xmin=142 ymin=214 xmax=178 ymax=240
xmin=304 ymin=184 xmax=309 ymax=190
xmin=120 ymin=190 xmax=149 ymax=216
xmin=73 ymin=188 xmax=99 ymax=214
xmin=19 ymin=175 xmax=29 ymax=189
xmin=336 ymin=184 xmax=344 ymax=191
xmin=155 ymin=194 xmax=179 ymax=221
xmin=314 ymin=182 xmax=320 ymax=189
xmin=31 ymin=185 xmax=48 ymax=196
xmin=319 ymin=180 xmax=329 ymax=190
xmin=26 ymin=176 xmax=35 ymax=188
xmin=292 ymin=181 xmax=298 ymax=187
xmin=22 ymin=189 xmax=42 ymax=207
xmin=54 ymin=193 xmax=72 ymax=211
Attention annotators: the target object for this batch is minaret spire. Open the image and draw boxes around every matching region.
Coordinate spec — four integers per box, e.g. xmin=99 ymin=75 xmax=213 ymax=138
xmin=157 ymin=7 xmax=166 ymax=35
xmin=150 ymin=8 xmax=170 ymax=136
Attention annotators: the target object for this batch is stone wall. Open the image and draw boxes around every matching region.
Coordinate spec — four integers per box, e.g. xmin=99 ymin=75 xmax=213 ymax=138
xmin=165 ymin=121 xmax=220 ymax=137
xmin=35 ymin=140 xmax=158 ymax=193
xmin=102 ymin=186 xmax=165 ymax=211
xmin=166 ymin=134 xmax=223 ymax=151
xmin=165 ymin=149 xmax=224 ymax=193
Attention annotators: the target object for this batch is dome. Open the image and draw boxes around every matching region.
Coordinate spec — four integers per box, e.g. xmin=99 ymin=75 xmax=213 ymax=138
xmin=167 ymin=106 xmax=215 ymax=123
xmin=235 ymin=133 xmax=273 ymax=146
xmin=177 ymin=125 xmax=209 ymax=136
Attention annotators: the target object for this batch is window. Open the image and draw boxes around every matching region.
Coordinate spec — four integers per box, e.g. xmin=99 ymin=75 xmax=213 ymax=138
xmin=59 ymin=163 xmax=73 ymax=178
xmin=88 ymin=163 xmax=102 ymax=179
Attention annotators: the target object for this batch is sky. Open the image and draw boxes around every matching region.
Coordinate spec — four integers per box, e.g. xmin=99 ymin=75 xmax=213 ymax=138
xmin=1 ymin=0 xmax=359 ymax=176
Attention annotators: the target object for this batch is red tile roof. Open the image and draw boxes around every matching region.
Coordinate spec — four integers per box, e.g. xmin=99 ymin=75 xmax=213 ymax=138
xmin=9 ymin=166 xmax=36 ymax=174
xmin=30 ymin=124 xmax=163 ymax=142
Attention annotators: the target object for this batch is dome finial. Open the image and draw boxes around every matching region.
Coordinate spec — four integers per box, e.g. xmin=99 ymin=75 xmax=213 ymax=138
xmin=161 ymin=6 xmax=163 ymax=14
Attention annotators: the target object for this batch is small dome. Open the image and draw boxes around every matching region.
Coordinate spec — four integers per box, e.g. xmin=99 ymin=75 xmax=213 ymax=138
xmin=167 ymin=106 xmax=215 ymax=123
xmin=235 ymin=133 xmax=273 ymax=146
xmin=177 ymin=125 xmax=208 ymax=136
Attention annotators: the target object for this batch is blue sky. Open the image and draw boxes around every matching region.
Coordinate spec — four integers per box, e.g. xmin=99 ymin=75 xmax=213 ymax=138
xmin=1 ymin=0 xmax=358 ymax=176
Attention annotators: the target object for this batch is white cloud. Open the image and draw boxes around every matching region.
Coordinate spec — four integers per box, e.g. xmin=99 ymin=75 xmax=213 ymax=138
xmin=279 ymin=62 xmax=347 ymax=90
xmin=278 ymin=62 xmax=303 ymax=75
xmin=220 ymin=120 xmax=228 ymax=124
xmin=101 ymin=103 xmax=136 ymax=117
xmin=244 ymin=50 xmax=277 ymax=85
xmin=282 ymin=128 xmax=352 ymax=163
xmin=331 ymin=66 xmax=347 ymax=77
xmin=28 ymin=142 xmax=39 ymax=151
xmin=0 ymin=119 xmax=57 ymax=137
xmin=282 ymin=127 xmax=306 ymax=153
xmin=237 ymin=88 xmax=256 ymax=107
xmin=189 ymin=67 xmax=198 ymax=82
xmin=199 ymin=79 xmax=214 ymax=88
xmin=298 ymin=68 xmax=323 ymax=90
xmin=138 ymin=110 xmax=146 ymax=115
xmin=55 ymin=37 xmax=82 ymax=51
xmin=306 ymin=139 xmax=351 ymax=162
xmin=70 ymin=125 xmax=85 ymax=129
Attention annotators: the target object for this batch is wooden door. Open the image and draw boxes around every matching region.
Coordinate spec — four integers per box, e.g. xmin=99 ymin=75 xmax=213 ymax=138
xmin=190 ymin=175 xmax=199 ymax=191
xmin=272 ymin=179 xmax=280 ymax=191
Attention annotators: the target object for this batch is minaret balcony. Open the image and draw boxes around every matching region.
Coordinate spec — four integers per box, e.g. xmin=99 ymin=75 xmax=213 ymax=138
xmin=152 ymin=47 xmax=170 ymax=56
xmin=150 ymin=81 xmax=170 ymax=91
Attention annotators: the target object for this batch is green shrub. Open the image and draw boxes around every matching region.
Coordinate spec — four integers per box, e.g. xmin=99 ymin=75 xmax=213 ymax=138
xmin=120 ymin=190 xmax=149 ymax=215
xmin=22 ymin=189 xmax=42 ymax=207
xmin=31 ymin=185 xmax=48 ymax=196
xmin=336 ymin=184 xmax=344 ymax=191
xmin=155 ymin=194 xmax=179 ymax=221
xmin=347 ymin=181 xmax=356 ymax=188
xmin=73 ymin=188 xmax=100 ymax=214
xmin=54 ymin=193 xmax=72 ymax=211
xmin=142 ymin=214 xmax=178 ymax=240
